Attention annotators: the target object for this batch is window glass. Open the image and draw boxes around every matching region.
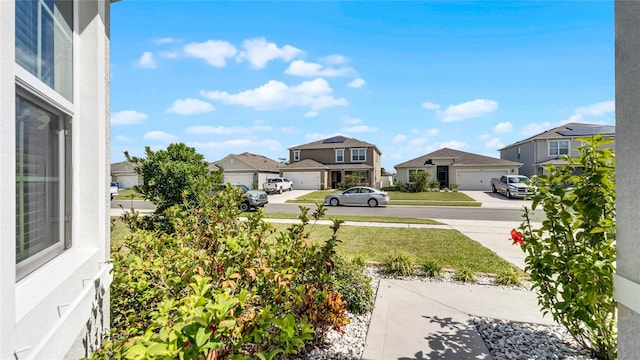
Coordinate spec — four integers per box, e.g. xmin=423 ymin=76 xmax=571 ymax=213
xmin=549 ymin=140 xmax=570 ymax=156
xmin=336 ymin=149 xmax=344 ymax=162
xmin=409 ymin=169 xmax=425 ymax=182
xmin=293 ymin=150 xmax=300 ymax=161
xmin=16 ymin=0 xmax=73 ymax=100
xmin=351 ymin=148 xmax=365 ymax=162
xmin=16 ymin=95 xmax=71 ymax=279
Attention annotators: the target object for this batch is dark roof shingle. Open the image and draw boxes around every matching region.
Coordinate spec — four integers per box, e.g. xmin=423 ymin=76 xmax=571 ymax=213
xmin=395 ymin=148 xmax=521 ymax=168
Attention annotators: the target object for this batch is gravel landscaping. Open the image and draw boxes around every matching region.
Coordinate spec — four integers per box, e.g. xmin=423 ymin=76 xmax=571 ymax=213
xmin=302 ymin=267 xmax=595 ymax=360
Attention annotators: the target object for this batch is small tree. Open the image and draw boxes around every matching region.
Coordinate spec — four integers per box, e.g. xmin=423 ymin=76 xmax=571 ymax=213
xmin=409 ymin=170 xmax=430 ymax=192
xmin=515 ymin=135 xmax=616 ymax=359
xmin=125 ymin=143 xmax=222 ymax=229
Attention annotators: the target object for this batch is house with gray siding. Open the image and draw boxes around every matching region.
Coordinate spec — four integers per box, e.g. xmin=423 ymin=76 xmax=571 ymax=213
xmin=214 ymin=152 xmax=282 ymax=189
xmin=499 ymin=123 xmax=615 ymax=177
xmin=282 ymin=135 xmax=382 ymax=190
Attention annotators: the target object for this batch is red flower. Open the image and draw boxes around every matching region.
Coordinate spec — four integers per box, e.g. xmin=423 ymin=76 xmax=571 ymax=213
xmin=511 ymin=229 xmax=524 ymax=246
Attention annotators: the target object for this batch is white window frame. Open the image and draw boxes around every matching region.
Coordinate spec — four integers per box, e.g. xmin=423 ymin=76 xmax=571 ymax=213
xmin=293 ymin=150 xmax=300 ymax=162
xmin=335 ymin=148 xmax=344 ymax=163
xmin=15 ymin=88 xmax=73 ymax=281
xmin=548 ymin=140 xmax=570 ymax=156
xmin=351 ymin=148 xmax=366 ymax=162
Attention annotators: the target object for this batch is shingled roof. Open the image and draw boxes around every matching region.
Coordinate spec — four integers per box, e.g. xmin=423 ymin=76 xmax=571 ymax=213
xmin=215 ymin=152 xmax=282 ymax=172
xmin=289 ymin=135 xmax=381 ymax=154
xmin=500 ymin=122 xmax=615 ymax=150
xmin=395 ymin=148 xmax=521 ymax=168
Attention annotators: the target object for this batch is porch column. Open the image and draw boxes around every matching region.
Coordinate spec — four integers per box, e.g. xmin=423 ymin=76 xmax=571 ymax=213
xmin=615 ymin=1 xmax=640 ymax=358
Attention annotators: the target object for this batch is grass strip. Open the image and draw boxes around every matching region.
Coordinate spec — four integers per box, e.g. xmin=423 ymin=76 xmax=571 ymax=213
xmin=259 ymin=213 xmax=444 ymax=225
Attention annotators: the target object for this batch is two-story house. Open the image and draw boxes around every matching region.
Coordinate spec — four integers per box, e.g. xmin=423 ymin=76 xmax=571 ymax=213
xmin=499 ymin=123 xmax=615 ymax=177
xmin=281 ymin=135 xmax=382 ymax=190
xmin=1 ymin=1 xmax=113 ymax=358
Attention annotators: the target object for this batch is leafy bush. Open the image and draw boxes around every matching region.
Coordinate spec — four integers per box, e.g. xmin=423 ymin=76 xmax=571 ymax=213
xmin=453 ymin=268 xmax=476 ymax=283
xmin=338 ymin=174 xmax=366 ymax=190
xmin=516 ymin=135 xmax=616 ymax=360
xmin=449 ymin=184 xmax=459 ymax=192
xmin=495 ymin=267 xmax=522 ymax=286
xmin=93 ymin=195 xmax=350 ymax=359
xmin=422 ymin=259 xmax=443 ymax=278
xmin=382 ymin=252 xmax=416 ymax=276
xmin=331 ymin=257 xmax=374 ymax=314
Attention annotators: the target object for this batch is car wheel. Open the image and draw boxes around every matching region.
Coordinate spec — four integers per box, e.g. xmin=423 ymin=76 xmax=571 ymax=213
xmin=368 ymin=199 xmax=378 ymax=207
xmin=492 ymin=185 xmax=497 ymax=193
xmin=278 ymin=188 xmax=283 ymax=194
xmin=240 ymin=202 xmax=250 ymax=212
xmin=506 ymin=191 xmax=512 ymax=199
xmin=330 ymin=198 xmax=339 ymax=206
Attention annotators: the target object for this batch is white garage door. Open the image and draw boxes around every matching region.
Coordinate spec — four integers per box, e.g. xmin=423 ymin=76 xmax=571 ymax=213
xmin=116 ymin=175 xmax=139 ymax=189
xmin=224 ymin=173 xmax=254 ymax=188
xmin=283 ymin=171 xmax=321 ymax=190
xmin=456 ymin=170 xmax=509 ymax=191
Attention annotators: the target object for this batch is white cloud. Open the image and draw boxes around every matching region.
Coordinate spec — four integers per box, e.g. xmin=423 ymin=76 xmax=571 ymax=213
xmin=521 ymin=121 xmax=554 ymax=136
xmin=184 ymin=40 xmax=237 ymax=67
xmin=421 ymin=102 xmax=440 ymax=110
xmin=281 ymin=126 xmax=297 ymax=134
xmin=341 ymin=125 xmax=378 ymax=133
xmin=190 ymin=139 xmax=282 ymax=151
xmin=408 ymin=128 xmax=441 ymax=147
xmin=347 ymin=78 xmax=366 ymax=89
xmin=392 ymin=134 xmax=407 ymax=143
xmin=154 ymin=37 xmax=177 ymax=45
xmin=166 ymin=98 xmax=215 ymax=115
xmin=114 ymin=135 xmax=131 ymax=142
xmin=321 ymin=54 xmax=348 ymax=65
xmin=494 ymin=121 xmax=513 ymax=134
xmin=426 ymin=140 xmax=468 ymax=152
xmin=200 ymin=78 xmax=348 ymax=113
xmin=185 ymin=125 xmax=274 ymax=135
xmin=144 ymin=131 xmax=178 ymax=142
xmin=284 ymin=60 xmax=354 ymax=77
xmin=137 ymin=52 xmax=156 ymax=69
xmin=343 ymin=117 xmax=362 ymax=125
xmin=111 ymin=110 xmax=149 ymax=125
xmin=237 ymin=38 xmax=304 ymax=69
xmin=484 ymin=137 xmax=504 ymax=149
xmin=575 ymin=100 xmax=615 ymax=116
xmin=439 ymin=99 xmax=498 ymax=122
xmin=305 ymin=111 xmax=319 ymax=117
xmin=479 ymin=134 xmax=491 ymax=140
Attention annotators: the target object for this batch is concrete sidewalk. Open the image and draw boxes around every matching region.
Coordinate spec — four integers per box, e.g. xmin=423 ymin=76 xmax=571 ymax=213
xmin=361 ymin=279 xmax=553 ymax=360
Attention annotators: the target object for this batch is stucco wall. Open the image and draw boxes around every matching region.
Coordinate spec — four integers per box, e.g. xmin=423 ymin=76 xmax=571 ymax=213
xmin=615 ymin=1 xmax=640 ymax=358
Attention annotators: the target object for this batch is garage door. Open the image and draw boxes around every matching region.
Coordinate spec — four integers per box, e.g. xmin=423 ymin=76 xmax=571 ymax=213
xmin=116 ymin=175 xmax=139 ymax=189
xmin=456 ymin=170 xmax=508 ymax=191
xmin=283 ymin=171 xmax=321 ymax=190
xmin=223 ymin=173 xmax=254 ymax=188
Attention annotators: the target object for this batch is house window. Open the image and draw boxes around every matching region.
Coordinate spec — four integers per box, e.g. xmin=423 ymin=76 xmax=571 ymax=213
xmin=335 ymin=149 xmax=344 ymax=162
xmin=15 ymin=0 xmax=74 ymax=101
xmin=351 ymin=148 xmax=366 ymax=162
xmin=16 ymin=94 xmax=72 ymax=280
xmin=517 ymin=147 xmax=521 ymax=160
xmin=548 ymin=140 xmax=569 ymax=156
xmin=408 ymin=169 xmax=426 ymax=182
xmin=293 ymin=150 xmax=300 ymax=161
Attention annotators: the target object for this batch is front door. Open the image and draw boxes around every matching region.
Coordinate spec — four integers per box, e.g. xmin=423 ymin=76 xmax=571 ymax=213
xmin=331 ymin=171 xmax=342 ymax=189
xmin=437 ymin=166 xmax=449 ymax=188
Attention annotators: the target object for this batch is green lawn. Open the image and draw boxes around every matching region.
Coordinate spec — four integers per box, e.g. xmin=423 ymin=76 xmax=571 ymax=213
xmin=110 ymin=217 xmax=516 ymax=274
xmin=286 ymin=190 xmax=481 ymax=207
xmin=113 ymin=188 xmax=144 ymax=200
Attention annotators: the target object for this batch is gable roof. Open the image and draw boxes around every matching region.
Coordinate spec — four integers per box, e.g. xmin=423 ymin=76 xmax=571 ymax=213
xmin=111 ymin=161 xmax=137 ymax=174
xmin=500 ymin=122 xmax=615 ymax=150
xmin=394 ymin=148 xmax=521 ymax=168
xmin=215 ymin=152 xmax=282 ymax=172
xmin=289 ymin=135 xmax=381 ymax=154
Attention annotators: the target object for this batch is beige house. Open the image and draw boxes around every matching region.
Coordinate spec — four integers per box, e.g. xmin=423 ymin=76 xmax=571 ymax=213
xmin=499 ymin=123 xmax=615 ymax=177
xmin=282 ymin=135 xmax=382 ymax=190
xmin=395 ymin=148 xmax=522 ymax=191
xmin=214 ymin=152 xmax=282 ymax=190
xmin=111 ymin=161 xmax=141 ymax=189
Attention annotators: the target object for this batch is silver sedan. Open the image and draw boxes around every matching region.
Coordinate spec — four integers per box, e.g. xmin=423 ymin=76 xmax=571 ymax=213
xmin=324 ymin=186 xmax=390 ymax=207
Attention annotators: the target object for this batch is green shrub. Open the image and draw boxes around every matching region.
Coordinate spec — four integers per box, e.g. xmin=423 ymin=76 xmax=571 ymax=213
xmin=495 ymin=267 xmax=522 ymax=286
xmin=382 ymin=252 xmax=416 ymax=276
xmin=453 ymin=268 xmax=476 ymax=283
xmin=517 ymin=135 xmax=616 ymax=360
xmin=92 ymin=193 xmax=349 ymax=358
xmin=422 ymin=259 xmax=443 ymax=278
xmin=331 ymin=257 xmax=374 ymax=314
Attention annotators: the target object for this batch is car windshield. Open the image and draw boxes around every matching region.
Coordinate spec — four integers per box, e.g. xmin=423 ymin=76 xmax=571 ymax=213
xmin=509 ymin=176 xmax=530 ymax=183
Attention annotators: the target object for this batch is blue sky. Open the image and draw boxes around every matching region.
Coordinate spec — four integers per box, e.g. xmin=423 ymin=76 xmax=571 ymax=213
xmin=110 ymin=1 xmax=614 ymax=171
